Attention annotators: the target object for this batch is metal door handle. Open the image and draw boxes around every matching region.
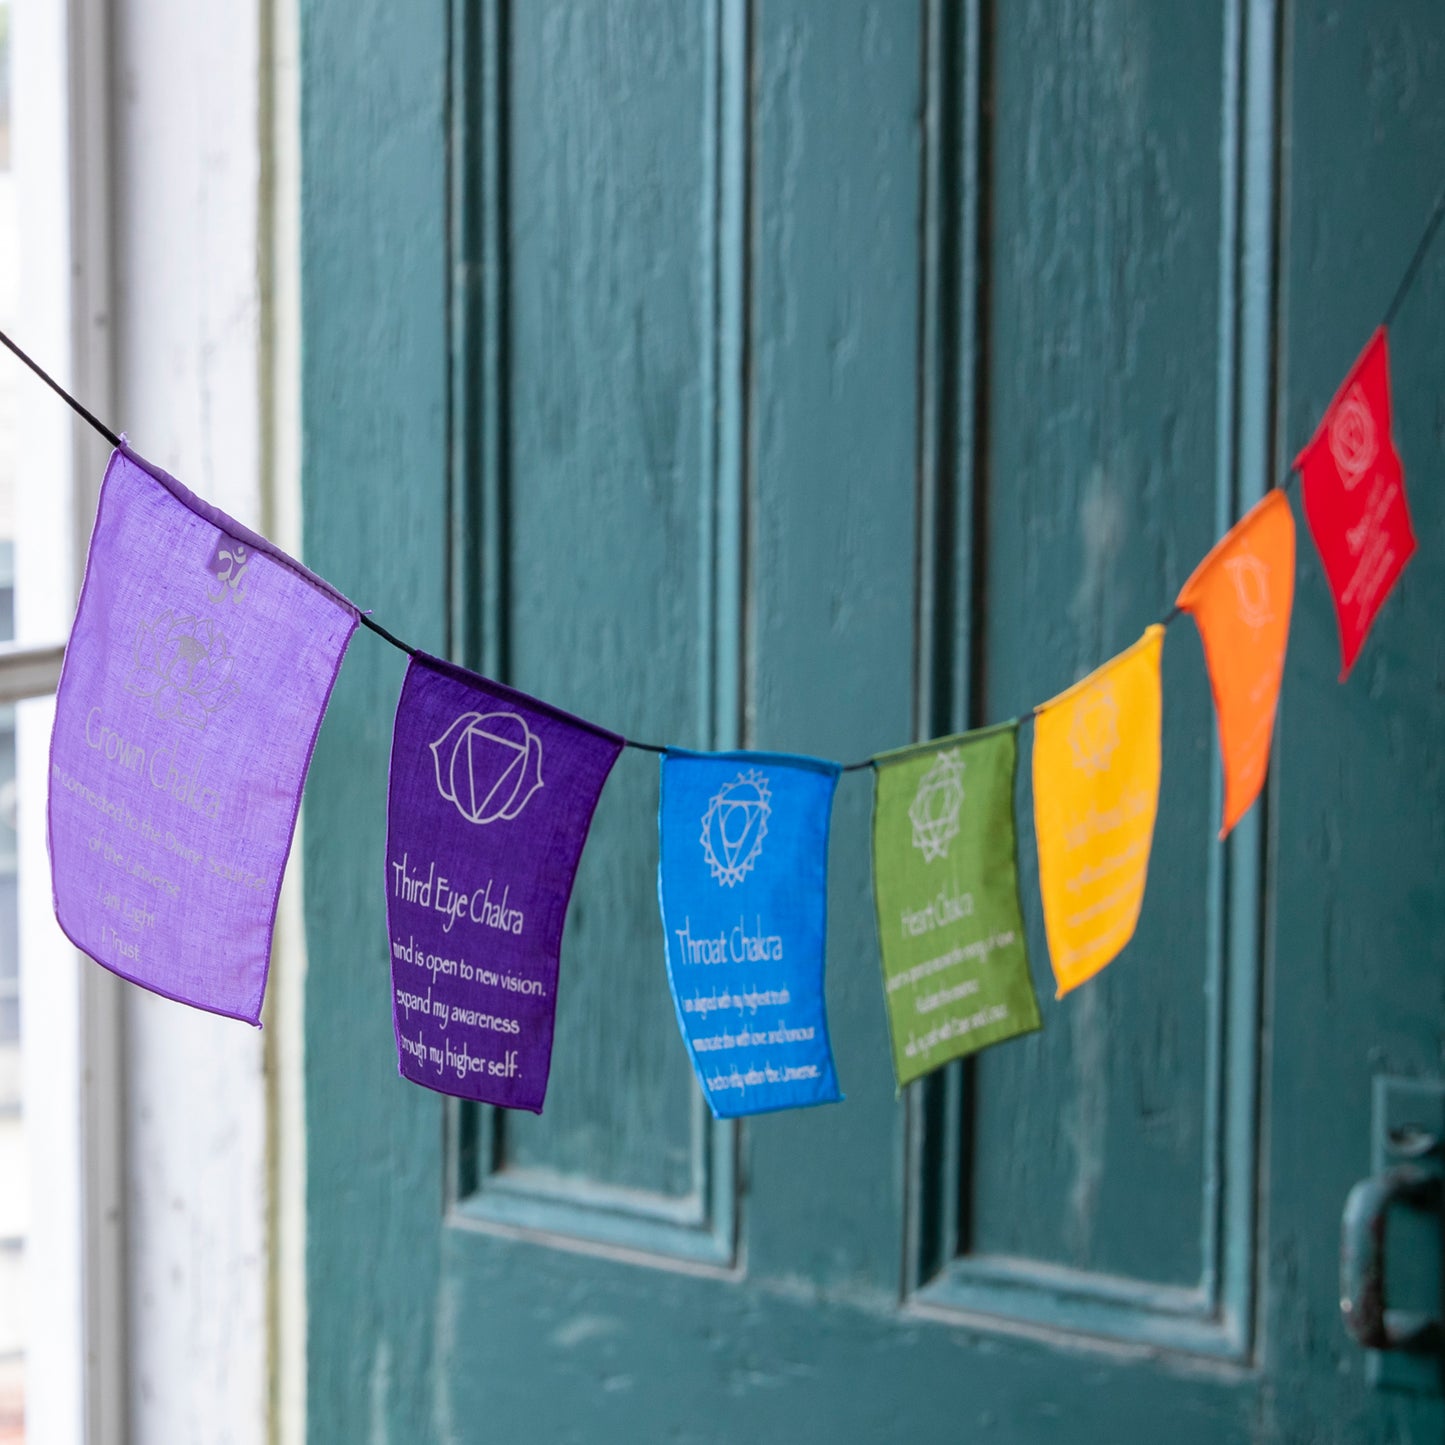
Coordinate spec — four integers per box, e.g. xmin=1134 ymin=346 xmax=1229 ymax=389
xmin=1340 ymin=1163 xmax=1443 ymax=1351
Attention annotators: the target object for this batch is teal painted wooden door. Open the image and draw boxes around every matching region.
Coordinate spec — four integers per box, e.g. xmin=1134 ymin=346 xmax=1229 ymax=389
xmin=301 ymin=2 xmax=1445 ymax=1439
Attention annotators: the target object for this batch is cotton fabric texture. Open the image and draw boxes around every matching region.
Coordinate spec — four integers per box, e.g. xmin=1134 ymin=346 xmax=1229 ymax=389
xmin=48 ymin=445 xmax=357 ymax=1023
xmin=1176 ymin=490 xmax=1295 ymax=837
xmin=385 ymin=654 xmax=621 ymax=1111
xmin=1032 ymin=626 xmax=1164 ymax=998
xmin=871 ymin=725 xmax=1040 ymax=1086
xmin=1294 ymin=327 xmax=1416 ymax=679
xmin=658 ymin=749 xmax=843 ymax=1118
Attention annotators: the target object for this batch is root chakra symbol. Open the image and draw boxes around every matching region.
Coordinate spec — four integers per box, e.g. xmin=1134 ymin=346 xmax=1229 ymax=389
xmin=700 ymin=771 xmax=772 ymax=887
xmin=430 ymin=710 xmax=544 ymax=825
xmin=908 ymin=749 xmax=965 ymax=861
xmin=1328 ymin=385 xmax=1377 ymax=490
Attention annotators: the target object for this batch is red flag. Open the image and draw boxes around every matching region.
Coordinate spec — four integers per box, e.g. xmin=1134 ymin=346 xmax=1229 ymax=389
xmin=1293 ymin=328 xmax=1416 ymax=679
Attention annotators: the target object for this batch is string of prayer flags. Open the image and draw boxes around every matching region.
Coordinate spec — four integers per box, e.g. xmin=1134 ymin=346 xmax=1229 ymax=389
xmin=658 ymin=750 xmax=843 ymax=1118
xmin=1032 ymin=626 xmax=1164 ymax=998
xmin=385 ymin=655 xmax=622 ymax=1109
xmin=870 ymin=724 xmax=1041 ymax=1088
xmin=1176 ymin=490 xmax=1296 ymax=837
xmin=48 ymin=445 xmax=358 ymax=1023
xmin=1294 ymin=328 xmax=1417 ymax=679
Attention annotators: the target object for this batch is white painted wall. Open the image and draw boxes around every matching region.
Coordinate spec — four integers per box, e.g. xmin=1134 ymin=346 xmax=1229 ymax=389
xmin=107 ymin=0 xmax=302 ymax=1439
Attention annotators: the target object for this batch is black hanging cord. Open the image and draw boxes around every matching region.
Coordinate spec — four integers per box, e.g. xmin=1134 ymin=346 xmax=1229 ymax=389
xmin=1384 ymin=178 xmax=1445 ymax=329
xmin=357 ymin=613 xmax=417 ymax=656
xmin=2 ymin=174 xmax=1443 ymax=766
xmin=0 ymin=329 xmax=122 ymax=450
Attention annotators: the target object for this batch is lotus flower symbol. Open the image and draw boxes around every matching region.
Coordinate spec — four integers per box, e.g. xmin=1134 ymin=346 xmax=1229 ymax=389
xmin=908 ymin=749 xmax=965 ymax=861
xmin=124 ymin=609 xmax=240 ymax=730
xmin=1068 ymin=683 xmax=1120 ymax=776
xmin=700 ymin=770 xmax=771 ymax=887
xmin=430 ymin=710 xmax=544 ymax=825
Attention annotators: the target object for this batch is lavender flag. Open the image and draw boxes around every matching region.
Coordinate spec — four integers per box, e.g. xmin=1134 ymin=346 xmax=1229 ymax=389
xmin=386 ymin=655 xmax=622 ymax=1110
xmin=48 ymin=445 xmax=358 ymax=1023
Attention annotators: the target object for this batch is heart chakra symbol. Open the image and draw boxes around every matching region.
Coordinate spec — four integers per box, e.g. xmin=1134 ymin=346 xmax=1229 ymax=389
xmin=909 ymin=749 xmax=965 ymax=861
xmin=430 ymin=710 xmax=544 ymax=825
xmin=700 ymin=770 xmax=772 ymax=887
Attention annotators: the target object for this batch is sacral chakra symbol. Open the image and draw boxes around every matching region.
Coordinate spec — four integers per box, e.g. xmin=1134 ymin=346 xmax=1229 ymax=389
xmin=1224 ymin=552 xmax=1273 ymax=629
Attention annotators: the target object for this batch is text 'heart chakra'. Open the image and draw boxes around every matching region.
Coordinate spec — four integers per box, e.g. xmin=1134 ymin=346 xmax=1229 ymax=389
xmin=700 ymin=770 xmax=771 ymax=887
xmin=430 ymin=710 xmax=544 ymax=825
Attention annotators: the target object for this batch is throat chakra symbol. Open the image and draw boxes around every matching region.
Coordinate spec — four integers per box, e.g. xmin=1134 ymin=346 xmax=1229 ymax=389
xmin=700 ymin=770 xmax=772 ymax=887
xmin=908 ymin=749 xmax=965 ymax=861
xmin=1068 ymin=682 xmax=1120 ymax=776
xmin=430 ymin=711 xmax=544 ymax=825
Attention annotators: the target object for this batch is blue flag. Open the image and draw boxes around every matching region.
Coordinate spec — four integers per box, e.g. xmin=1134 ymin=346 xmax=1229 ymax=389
xmin=657 ymin=749 xmax=843 ymax=1118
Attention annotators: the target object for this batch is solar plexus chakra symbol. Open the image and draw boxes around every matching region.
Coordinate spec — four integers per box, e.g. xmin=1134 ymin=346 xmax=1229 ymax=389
xmin=700 ymin=770 xmax=771 ymax=886
xmin=430 ymin=710 xmax=544 ymax=825
xmin=908 ymin=749 xmax=965 ymax=861
xmin=1067 ymin=683 xmax=1121 ymax=776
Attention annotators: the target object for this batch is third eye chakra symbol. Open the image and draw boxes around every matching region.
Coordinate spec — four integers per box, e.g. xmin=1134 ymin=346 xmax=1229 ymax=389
xmin=430 ymin=710 xmax=544 ymax=825
xmin=909 ymin=749 xmax=965 ymax=862
xmin=700 ymin=770 xmax=772 ymax=887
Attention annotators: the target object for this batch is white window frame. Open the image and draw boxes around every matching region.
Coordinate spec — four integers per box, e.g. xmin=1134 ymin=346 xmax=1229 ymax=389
xmin=11 ymin=0 xmax=124 ymax=1440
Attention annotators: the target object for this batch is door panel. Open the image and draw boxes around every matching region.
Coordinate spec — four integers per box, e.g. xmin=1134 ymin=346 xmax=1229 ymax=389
xmin=302 ymin=0 xmax=1445 ymax=1439
xmin=971 ymin=0 xmax=1226 ymax=1290
xmin=454 ymin=0 xmax=738 ymax=1260
xmin=923 ymin=0 xmax=1262 ymax=1355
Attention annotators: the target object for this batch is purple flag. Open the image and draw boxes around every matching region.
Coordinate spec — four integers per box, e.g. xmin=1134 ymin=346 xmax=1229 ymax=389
xmin=48 ymin=445 xmax=358 ymax=1023
xmin=385 ymin=654 xmax=622 ymax=1110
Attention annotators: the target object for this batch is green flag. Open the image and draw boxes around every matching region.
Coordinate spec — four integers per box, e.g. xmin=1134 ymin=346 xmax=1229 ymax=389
xmin=871 ymin=723 xmax=1041 ymax=1087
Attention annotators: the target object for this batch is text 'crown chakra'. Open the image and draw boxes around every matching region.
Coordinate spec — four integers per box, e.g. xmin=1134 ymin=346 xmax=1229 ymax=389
xmin=430 ymin=710 xmax=544 ymax=825
xmin=701 ymin=770 xmax=771 ymax=887
xmin=909 ymin=749 xmax=965 ymax=861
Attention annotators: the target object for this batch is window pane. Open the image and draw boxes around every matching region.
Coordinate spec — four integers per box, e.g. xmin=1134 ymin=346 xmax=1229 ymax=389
xmin=0 ymin=1 xmax=26 ymax=1436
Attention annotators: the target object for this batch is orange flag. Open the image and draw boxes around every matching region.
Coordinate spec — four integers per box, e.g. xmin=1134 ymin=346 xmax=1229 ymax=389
xmin=1176 ymin=491 xmax=1295 ymax=838
xmin=1032 ymin=627 xmax=1164 ymax=997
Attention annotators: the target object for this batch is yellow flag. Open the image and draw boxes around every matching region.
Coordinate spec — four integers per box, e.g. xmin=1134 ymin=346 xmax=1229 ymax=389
xmin=1032 ymin=626 xmax=1163 ymax=997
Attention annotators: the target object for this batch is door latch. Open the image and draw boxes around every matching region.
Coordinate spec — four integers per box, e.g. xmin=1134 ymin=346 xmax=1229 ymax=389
xmin=1339 ymin=1077 xmax=1445 ymax=1393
